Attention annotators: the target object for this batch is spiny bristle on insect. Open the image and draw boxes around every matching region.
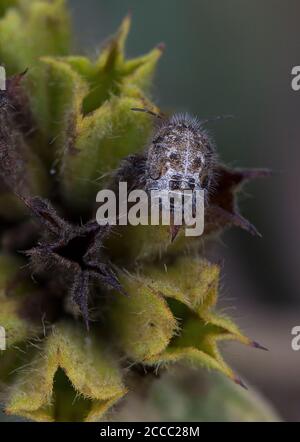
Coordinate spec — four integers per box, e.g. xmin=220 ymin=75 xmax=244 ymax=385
xmin=169 ymin=112 xmax=202 ymax=131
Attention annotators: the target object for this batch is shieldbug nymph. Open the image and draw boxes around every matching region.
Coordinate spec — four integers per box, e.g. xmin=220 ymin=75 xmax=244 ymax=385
xmin=130 ymin=108 xmax=218 ymax=203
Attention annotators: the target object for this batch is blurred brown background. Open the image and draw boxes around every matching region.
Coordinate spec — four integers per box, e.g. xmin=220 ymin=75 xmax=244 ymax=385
xmin=69 ymin=0 xmax=300 ymax=421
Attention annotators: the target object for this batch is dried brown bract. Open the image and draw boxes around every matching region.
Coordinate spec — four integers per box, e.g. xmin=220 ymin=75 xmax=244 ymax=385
xmin=22 ymin=196 xmax=124 ymax=329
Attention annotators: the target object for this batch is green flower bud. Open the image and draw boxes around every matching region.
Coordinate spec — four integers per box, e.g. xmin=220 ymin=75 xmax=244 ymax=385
xmin=0 ymin=255 xmax=41 ymax=347
xmin=5 ymin=321 xmax=126 ymax=422
xmin=108 ymin=258 xmax=255 ymax=386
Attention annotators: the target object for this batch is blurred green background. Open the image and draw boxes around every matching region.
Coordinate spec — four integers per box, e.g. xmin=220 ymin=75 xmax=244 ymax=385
xmin=69 ymin=0 xmax=299 ymax=421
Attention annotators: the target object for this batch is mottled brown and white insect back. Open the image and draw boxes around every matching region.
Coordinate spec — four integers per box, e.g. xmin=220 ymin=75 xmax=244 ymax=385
xmin=115 ymin=109 xmax=218 ymax=202
xmin=145 ymin=113 xmax=217 ymax=199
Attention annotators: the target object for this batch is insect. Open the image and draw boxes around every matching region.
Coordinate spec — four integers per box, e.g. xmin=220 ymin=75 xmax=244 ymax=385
xmin=116 ymin=108 xmax=219 ymax=203
xmin=141 ymin=111 xmax=217 ymax=199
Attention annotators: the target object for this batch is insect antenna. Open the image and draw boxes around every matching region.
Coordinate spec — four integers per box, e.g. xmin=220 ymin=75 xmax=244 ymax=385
xmin=200 ymin=114 xmax=235 ymax=125
xmin=131 ymin=107 xmax=163 ymax=120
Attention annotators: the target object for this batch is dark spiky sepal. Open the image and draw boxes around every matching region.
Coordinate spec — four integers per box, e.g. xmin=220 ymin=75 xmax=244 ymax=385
xmin=204 ymin=166 xmax=272 ymax=237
